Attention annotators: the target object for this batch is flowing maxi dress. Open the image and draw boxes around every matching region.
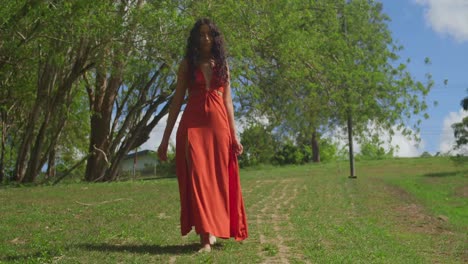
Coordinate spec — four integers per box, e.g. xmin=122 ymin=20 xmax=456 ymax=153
xmin=175 ymin=65 xmax=248 ymax=241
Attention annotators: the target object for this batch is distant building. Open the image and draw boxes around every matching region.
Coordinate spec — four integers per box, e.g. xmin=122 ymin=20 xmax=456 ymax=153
xmin=119 ymin=150 xmax=158 ymax=177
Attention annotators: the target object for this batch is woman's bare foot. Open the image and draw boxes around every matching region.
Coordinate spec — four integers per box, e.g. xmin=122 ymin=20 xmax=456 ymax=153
xmin=198 ymin=233 xmax=211 ymax=253
xmin=209 ymin=234 xmax=217 ymax=245
xmin=198 ymin=243 xmax=211 ymax=253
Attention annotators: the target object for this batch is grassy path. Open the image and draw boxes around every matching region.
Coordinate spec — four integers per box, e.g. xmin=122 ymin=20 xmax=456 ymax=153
xmin=0 ymin=157 xmax=466 ymax=263
xmin=248 ymin=178 xmax=301 ymax=263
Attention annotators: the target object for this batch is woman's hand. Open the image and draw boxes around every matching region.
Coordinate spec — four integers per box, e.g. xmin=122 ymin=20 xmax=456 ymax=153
xmin=232 ymin=137 xmax=243 ymax=156
xmin=157 ymin=140 xmax=169 ymax=161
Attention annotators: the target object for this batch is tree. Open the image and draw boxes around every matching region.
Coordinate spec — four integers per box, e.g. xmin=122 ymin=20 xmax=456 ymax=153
xmin=0 ymin=0 xmax=437 ymax=183
xmin=81 ymin=1 xmax=188 ymax=181
xmin=273 ymin=141 xmax=311 ymax=165
xmin=356 ymin=135 xmax=394 ymax=160
xmin=225 ymin=1 xmax=434 ymax=175
xmin=0 ymin=1 xmax=43 ymax=182
xmin=452 ymin=94 xmax=468 ymax=152
xmin=238 ymin=125 xmax=276 ymax=167
xmin=461 ymin=96 xmax=468 ymax=110
xmin=48 ymin=87 xmax=91 ymax=181
xmin=420 ymin=151 xmax=432 ymax=158
xmin=1 ymin=1 xmax=96 ymax=183
xmin=1 ymin=1 xmax=191 ymax=183
xmin=224 ymin=0 xmax=331 ymax=162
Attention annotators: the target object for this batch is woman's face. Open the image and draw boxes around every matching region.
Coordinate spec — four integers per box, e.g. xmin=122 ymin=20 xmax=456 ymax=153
xmin=199 ymin=24 xmax=213 ymax=53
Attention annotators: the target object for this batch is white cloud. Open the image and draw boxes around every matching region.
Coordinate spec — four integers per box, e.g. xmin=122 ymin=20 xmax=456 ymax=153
xmin=140 ymin=114 xmax=247 ymax=151
xmin=328 ymin=124 xmax=424 ymax=157
xmin=140 ymin=114 xmax=181 ymax=152
xmin=142 ymin=114 xmax=435 ymax=158
xmin=439 ymin=109 xmax=468 ymax=154
xmin=388 ymin=128 xmax=424 ymax=157
xmin=237 ymin=114 xmax=270 ymax=137
xmin=414 ymin=0 xmax=468 ymax=42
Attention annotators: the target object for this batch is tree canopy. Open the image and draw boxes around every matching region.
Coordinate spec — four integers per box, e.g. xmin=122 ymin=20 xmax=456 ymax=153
xmin=0 ymin=0 xmax=436 ymax=183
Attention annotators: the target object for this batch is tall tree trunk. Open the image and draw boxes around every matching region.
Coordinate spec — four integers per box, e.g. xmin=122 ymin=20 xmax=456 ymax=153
xmin=39 ymin=110 xmax=68 ymax=176
xmin=16 ymin=42 xmax=91 ymax=183
xmin=84 ymin=1 xmax=177 ymax=182
xmin=21 ymin=60 xmax=85 ymax=182
xmin=311 ymin=129 xmax=320 ymax=163
xmin=15 ymin=57 xmax=57 ymax=182
xmin=85 ymin=114 xmax=111 ymax=182
xmin=46 ymin=148 xmax=56 ymax=180
xmin=27 ymin=78 xmax=82 ymax=182
xmin=14 ymin=90 xmax=45 ymax=182
xmin=0 ymin=112 xmax=5 ymax=183
xmin=347 ymin=114 xmax=356 ymax=178
xmin=85 ymin=59 xmax=119 ymax=182
xmin=22 ymin=114 xmax=50 ymax=182
xmin=85 ymin=0 xmax=145 ymax=182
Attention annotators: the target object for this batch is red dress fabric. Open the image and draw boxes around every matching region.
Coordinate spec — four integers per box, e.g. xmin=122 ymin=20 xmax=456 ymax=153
xmin=175 ymin=66 xmax=248 ymax=241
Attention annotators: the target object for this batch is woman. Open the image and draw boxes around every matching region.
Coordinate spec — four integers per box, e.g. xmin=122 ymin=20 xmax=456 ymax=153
xmin=157 ymin=18 xmax=248 ymax=252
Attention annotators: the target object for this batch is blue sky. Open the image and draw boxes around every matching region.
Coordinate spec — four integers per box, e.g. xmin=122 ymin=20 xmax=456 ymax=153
xmin=374 ymin=0 xmax=468 ymax=156
xmin=144 ymin=0 xmax=468 ymax=156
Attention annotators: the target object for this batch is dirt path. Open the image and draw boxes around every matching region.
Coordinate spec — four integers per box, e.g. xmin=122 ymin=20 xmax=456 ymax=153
xmin=246 ymin=178 xmax=304 ymax=263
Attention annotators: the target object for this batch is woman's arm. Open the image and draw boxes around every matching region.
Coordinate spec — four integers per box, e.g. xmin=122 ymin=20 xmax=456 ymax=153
xmin=157 ymin=59 xmax=188 ymax=161
xmin=223 ymin=66 xmax=243 ymax=155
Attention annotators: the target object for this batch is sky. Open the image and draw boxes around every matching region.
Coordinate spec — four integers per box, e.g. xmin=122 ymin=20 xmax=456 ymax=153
xmin=377 ymin=0 xmax=468 ymax=156
xmin=141 ymin=0 xmax=468 ymax=157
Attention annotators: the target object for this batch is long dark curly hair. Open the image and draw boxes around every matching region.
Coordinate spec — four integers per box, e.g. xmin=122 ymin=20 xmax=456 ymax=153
xmin=185 ymin=18 xmax=228 ymax=85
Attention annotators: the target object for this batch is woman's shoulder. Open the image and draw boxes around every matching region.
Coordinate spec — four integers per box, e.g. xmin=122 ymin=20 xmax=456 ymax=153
xmin=177 ymin=58 xmax=190 ymax=75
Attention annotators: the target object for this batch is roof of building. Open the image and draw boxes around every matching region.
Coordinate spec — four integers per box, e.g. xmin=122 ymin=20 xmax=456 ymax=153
xmin=123 ymin=150 xmax=156 ymax=160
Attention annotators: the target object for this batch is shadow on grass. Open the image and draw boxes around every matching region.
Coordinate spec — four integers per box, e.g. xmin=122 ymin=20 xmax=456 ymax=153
xmin=2 ymin=243 xmax=222 ymax=261
xmin=424 ymin=170 xmax=468 ymax=177
xmin=2 ymin=251 xmax=57 ymax=262
xmin=77 ymin=242 xmax=223 ymax=255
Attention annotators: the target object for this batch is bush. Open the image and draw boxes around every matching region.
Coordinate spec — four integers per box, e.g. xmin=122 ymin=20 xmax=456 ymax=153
xmin=420 ymin=151 xmax=432 ymax=158
xmin=156 ymin=151 xmax=176 ymax=177
xmin=319 ymin=138 xmax=338 ymax=162
xmin=273 ymin=142 xmax=309 ymax=165
xmin=239 ymin=125 xmax=276 ymax=168
xmin=356 ymin=138 xmax=394 ymax=161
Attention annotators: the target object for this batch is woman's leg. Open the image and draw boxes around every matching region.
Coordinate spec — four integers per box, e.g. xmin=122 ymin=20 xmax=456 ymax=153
xmin=198 ymin=233 xmax=211 ymax=252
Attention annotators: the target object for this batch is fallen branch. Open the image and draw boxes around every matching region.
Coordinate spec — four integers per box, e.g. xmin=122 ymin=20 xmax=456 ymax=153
xmin=74 ymin=198 xmax=133 ymax=206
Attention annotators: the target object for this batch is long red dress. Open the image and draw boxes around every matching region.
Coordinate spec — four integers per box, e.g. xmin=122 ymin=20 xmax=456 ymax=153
xmin=175 ymin=65 xmax=248 ymax=241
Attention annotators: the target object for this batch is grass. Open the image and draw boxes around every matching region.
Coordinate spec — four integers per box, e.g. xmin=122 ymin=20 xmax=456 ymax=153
xmin=0 ymin=157 xmax=467 ymax=263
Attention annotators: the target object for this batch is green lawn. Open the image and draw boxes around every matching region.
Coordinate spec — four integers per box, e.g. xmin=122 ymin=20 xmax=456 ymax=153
xmin=0 ymin=157 xmax=467 ymax=263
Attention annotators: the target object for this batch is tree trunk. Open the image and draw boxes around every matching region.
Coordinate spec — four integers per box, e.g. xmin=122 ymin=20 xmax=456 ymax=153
xmin=15 ymin=57 xmax=57 ymax=182
xmin=85 ymin=114 xmax=111 ymax=182
xmin=17 ymin=44 xmax=91 ymax=182
xmin=311 ymin=130 xmax=320 ymax=163
xmin=46 ymin=148 xmax=56 ymax=180
xmin=85 ymin=59 xmax=118 ymax=182
xmin=39 ymin=111 xmax=68 ymax=177
xmin=22 ymin=115 xmax=50 ymax=182
xmin=0 ymin=112 xmax=5 ymax=183
xmin=347 ymin=114 xmax=356 ymax=178
xmin=83 ymin=1 xmax=175 ymax=182
xmin=14 ymin=91 xmax=45 ymax=182
xmin=85 ymin=0 xmax=146 ymax=182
